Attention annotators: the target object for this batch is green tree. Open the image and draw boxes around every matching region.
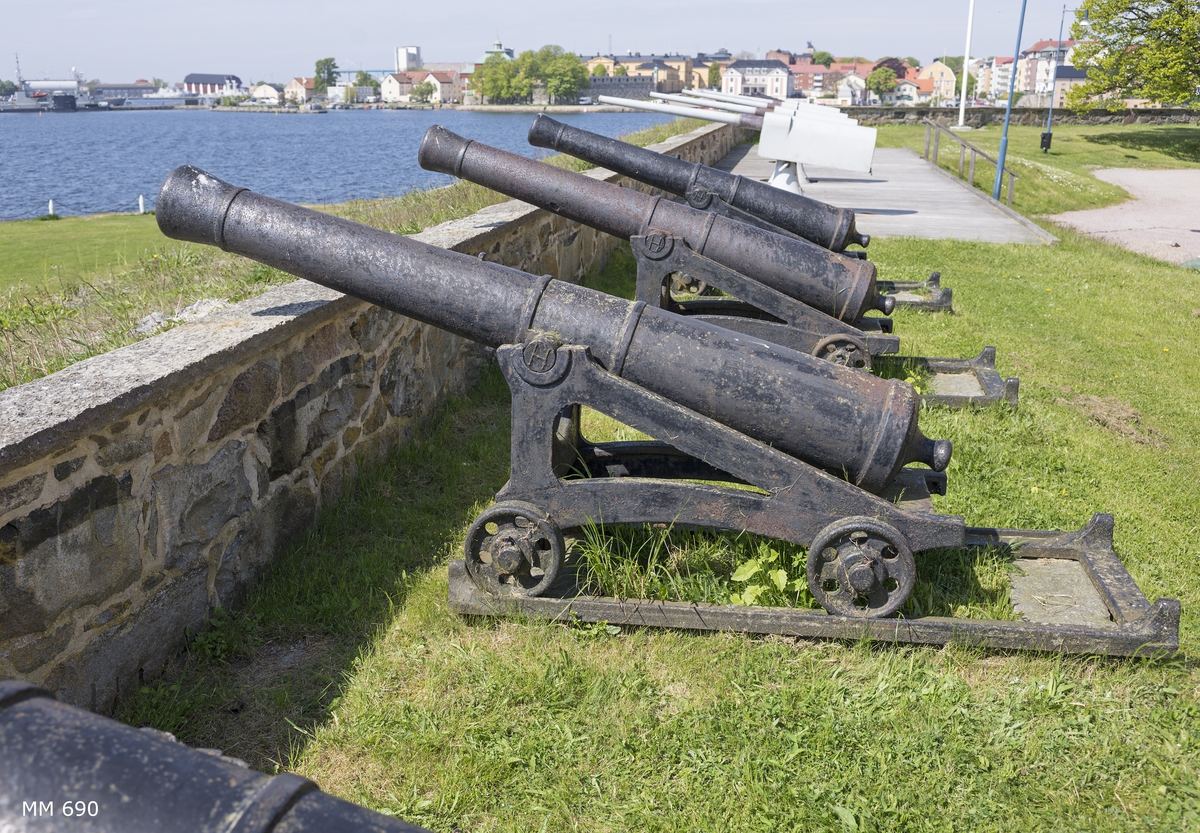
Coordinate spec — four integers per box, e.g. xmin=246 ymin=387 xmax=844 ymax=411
xmin=353 ymin=69 xmax=380 ymax=98
xmin=707 ymin=61 xmax=722 ymax=87
xmin=613 ymin=65 xmax=627 ymax=76
xmin=151 ymin=77 xmax=167 ymax=89
xmin=473 ymin=53 xmax=519 ymax=102
xmin=905 ymin=57 xmax=921 ymax=69
xmin=866 ymin=67 xmax=898 ymax=101
xmin=0 ymin=79 xmax=16 ymax=97
xmin=314 ymin=58 xmax=338 ymax=93
xmin=1067 ymin=0 xmax=1200 ymax=109
xmin=409 ymin=80 xmax=435 ymax=103
xmin=592 ymin=64 xmax=608 ymax=77
xmin=811 ymin=50 xmax=834 ymax=68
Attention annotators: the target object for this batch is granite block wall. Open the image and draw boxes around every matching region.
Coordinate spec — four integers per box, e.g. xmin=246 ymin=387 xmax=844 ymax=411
xmin=0 ymin=121 xmax=746 ymax=713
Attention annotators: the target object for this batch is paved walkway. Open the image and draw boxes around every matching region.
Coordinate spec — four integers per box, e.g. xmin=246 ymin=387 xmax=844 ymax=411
xmin=714 ymin=145 xmax=1051 ymax=244
xmin=1048 ymin=169 xmax=1200 ymax=266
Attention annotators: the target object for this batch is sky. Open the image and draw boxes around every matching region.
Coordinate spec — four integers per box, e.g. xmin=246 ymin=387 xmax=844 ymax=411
xmin=2 ymin=0 xmax=1084 ymax=85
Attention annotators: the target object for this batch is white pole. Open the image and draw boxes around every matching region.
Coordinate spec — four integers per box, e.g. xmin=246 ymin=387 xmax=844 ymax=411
xmin=48 ymin=199 xmax=54 ymax=216
xmin=957 ymin=0 xmax=977 ymax=128
xmin=139 ymin=194 xmax=145 ymax=214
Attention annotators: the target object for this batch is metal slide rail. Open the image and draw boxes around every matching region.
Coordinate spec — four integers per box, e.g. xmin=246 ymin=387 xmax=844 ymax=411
xmin=923 ymin=119 xmax=1019 ymax=206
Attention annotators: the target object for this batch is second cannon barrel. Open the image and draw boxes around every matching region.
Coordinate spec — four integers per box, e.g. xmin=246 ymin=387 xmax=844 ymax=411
xmin=527 ymin=114 xmax=867 ymax=251
xmin=418 ymin=125 xmax=891 ymax=323
xmin=155 ymin=165 xmax=947 ymax=491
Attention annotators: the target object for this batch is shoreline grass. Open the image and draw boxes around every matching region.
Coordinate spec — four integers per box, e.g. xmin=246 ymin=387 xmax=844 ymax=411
xmin=91 ymin=122 xmax=1200 ymax=830
xmin=0 ymin=117 xmax=707 ymax=394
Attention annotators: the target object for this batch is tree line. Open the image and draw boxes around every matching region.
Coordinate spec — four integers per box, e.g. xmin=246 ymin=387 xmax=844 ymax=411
xmin=472 ymin=45 xmax=590 ymax=104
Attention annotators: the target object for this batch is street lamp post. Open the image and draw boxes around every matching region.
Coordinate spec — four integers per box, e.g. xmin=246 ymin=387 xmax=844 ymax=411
xmin=1042 ymin=7 xmax=1089 ymax=152
xmin=993 ymin=0 xmax=1030 ymax=201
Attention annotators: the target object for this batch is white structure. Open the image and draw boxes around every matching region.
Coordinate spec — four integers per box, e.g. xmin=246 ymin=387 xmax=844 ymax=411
xmin=396 ymin=46 xmax=421 ymax=72
xmin=721 ymin=60 xmax=793 ymax=100
xmin=381 ymin=72 xmax=416 ymax=102
xmin=249 ymin=83 xmax=282 ymax=104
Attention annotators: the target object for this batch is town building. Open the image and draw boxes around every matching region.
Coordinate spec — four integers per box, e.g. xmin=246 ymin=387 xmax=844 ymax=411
xmin=1051 ymin=66 xmax=1088 ymax=108
xmin=722 ymin=59 xmax=793 ymax=99
xmin=1015 ymin=39 xmax=1076 ymax=104
xmin=396 ymin=46 xmax=421 ymax=72
xmin=582 ymin=53 xmax=693 ymax=94
xmin=183 ymin=73 xmax=243 ymax=96
xmin=381 ymin=72 xmax=418 ymax=102
xmin=283 ymin=77 xmax=314 ymax=104
xmin=916 ymin=60 xmax=957 ymax=104
xmin=418 ymin=70 xmax=459 ymax=103
xmin=92 ymin=80 xmax=158 ymax=99
xmin=249 ymin=83 xmax=283 ymax=105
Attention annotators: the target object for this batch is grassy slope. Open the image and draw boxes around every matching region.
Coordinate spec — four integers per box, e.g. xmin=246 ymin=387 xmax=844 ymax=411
xmin=116 ymin=124 xmax=1200 ymax=831
xmin=0 ymin=213 xmax=167 ymax=294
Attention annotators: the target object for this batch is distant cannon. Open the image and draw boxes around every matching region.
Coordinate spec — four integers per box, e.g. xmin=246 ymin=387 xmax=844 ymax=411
xmin=417 ymin=125 xmax=889 ymax=324
xmin=526 ymin=115 xmax=867 ymax=251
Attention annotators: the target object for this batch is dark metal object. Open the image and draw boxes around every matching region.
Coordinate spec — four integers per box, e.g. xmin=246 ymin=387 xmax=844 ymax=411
xmin=806 ymin=517 xmax=916 ymax=617
xmin=877 ymin=271 xmax=954 ymax=312
xmin=0 ymin=680 xmax=430 ymax=832
xmin=449 ymin=514 xmax=1180 ymax=657
xmin=155 ymin=165 xmax=947 ymax=494
xmin=418 ymin=125 xmax=893 ymax=324
xmin=478 ymin=341 xmax=965 ymax=608
xmin=527 ymin=115 xmax=868 ymax=251
xmin=629 ymin=233 xmax=899 ymax=366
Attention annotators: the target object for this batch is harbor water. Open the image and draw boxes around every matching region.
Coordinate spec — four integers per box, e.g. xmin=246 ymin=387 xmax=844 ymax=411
xmin=0 ymin=108 xmax=674 ymax=221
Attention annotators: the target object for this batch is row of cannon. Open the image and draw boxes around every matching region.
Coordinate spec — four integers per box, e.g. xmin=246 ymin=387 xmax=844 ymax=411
xmin=0 ymin=104 xmax=1178 ymax=833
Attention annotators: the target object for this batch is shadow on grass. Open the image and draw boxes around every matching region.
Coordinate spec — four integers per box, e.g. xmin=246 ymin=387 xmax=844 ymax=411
xmin=119 ymin=363 xmax=513 ymax=772
xmin=1082 ymin=128 xmax=1200 ymax=164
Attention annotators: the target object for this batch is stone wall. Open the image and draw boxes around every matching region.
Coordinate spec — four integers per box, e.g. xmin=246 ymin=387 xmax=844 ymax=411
xmin=0 ymin=121 xmax=746 ymax=713
xmin=846 ymin=105 xmax=1200 ymax=128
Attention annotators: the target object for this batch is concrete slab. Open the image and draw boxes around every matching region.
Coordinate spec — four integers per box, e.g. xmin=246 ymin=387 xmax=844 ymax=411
xmin=1048 ymin=168 xmax=1200 ymax=265
xmin=714 ymin=145 xmax=1051 ymax=244
xmin=1009 ymin=559 xmax=1114 ymax=627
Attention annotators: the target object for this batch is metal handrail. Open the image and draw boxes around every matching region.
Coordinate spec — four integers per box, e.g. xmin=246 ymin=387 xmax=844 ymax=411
xmin=922 ymin=118 xmax=1019 ymax=206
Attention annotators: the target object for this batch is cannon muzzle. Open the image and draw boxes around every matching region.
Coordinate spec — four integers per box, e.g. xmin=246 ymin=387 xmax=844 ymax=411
xmin=527 ymin=115 xmax=868 ymax=251
xmin=0 ymin=680 xmax=429 ymax=832
xmin=156 ymin=165 xmax=947 ymax=491
xmin=419 ymin=125 xmax=888 ymax=321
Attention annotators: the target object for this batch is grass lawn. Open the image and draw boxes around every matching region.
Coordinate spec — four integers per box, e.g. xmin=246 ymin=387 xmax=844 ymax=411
xmin=0 ymin=212 xmax=168 ymax=295
xmin=110 ymin=121 xmax=1200 ymax=831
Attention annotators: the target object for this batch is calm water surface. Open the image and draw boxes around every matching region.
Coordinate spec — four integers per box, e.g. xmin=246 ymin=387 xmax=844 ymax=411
xmin=0 ymin=109 xmax=673 ymax=220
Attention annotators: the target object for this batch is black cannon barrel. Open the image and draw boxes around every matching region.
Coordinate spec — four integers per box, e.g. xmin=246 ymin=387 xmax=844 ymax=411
xmin=0 ymin=680 xmax=429 ymax=832
xmin=156 ymin=165 xmax=947 ymax=491
xmin=527 ymin=115 xmax=867 ymax=251
xmin=418 ymin=125 xmax=891 ymax=323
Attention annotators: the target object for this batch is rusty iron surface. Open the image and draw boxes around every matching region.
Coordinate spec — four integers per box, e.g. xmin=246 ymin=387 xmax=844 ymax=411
xmin=527 ymin=114 xmax=867 ymax=251
xmin=155 ymin=165 xmax=949 ymax=493
xmin=418 ymin=124 xmax=889 ymax=323
xmin=0 ymin=680 xmax=430 ymax=832
xmin=878 ymin=271 xmax=954 ymax=312
xmin=449 ymin=513 xmax=1179 ymax=658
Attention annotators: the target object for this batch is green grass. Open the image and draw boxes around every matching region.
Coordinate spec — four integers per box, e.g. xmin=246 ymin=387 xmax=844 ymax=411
xmin=0 ymin=118 xmax=707 ymax=393
xmin=0 ymin=212 xmax=167 ymax=294
xmin=876 ymin=123 xmax=1200 ymax=216
xmin=114 ymin=125 xmax=1200 ymax=830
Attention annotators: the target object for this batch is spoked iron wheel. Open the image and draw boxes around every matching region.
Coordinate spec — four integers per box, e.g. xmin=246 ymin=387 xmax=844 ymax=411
xmin=806 ymin=517 xmax=915 ymax=617
xmin=811 ymin=334 xmax=871 ymax=370
xmin=464 ymin=502 xmax=565 ymax=598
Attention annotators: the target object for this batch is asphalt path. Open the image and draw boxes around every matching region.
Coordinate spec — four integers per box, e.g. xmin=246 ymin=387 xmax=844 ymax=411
xmin=1049 ymin=169 xmax=1200 ymax=266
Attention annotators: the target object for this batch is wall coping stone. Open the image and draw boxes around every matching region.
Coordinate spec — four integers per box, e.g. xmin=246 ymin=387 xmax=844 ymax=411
xmin=0 ymin=122 xmax=730 ymax=479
